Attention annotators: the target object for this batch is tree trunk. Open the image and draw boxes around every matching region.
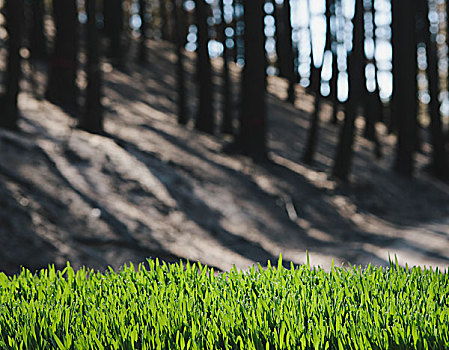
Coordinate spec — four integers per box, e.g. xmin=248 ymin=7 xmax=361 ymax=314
xmin=194 ymin=0 xmax=214 ymax=133
xmin=362 ymin=0 xmax=382 ymax=158
xmin=329 ymin=0 xmax=339 ymax=124
xmin=282 ymin=0 xmax=296 ymax=104
xmin=172 ymin=0 xmax=188 ymax=125
xmin=303 ymin=65 xmax=323 ymax=164
xmin=138 ymin=0 xmax=148 ymax=63
xmin=29 ymin=0 xmax=47 ymax=60
xmin=79 ymin=0 xmax=103 ymax=134
xmin=0 ymin=0 xmax=24 ymax=130
xmin=235 ymin=0 xmax=267 ymax=160
xmin=104 ymin=0 xmax=123 ymax=67
xmin=272 ymin=0 xmax=296 ymax=104
xmin=332 ymin=0 xmax=365 ymax=181
xmin=393 ymin=0 xmax=417 ymax=176
xmin=307 ymin=0 xmax=320 ymax=94
xmin=159 ymin=0 xmax=170 ymax=41
xmin=419 ymin=0 xmax=449 ymax=179
xmin=389 ymin=0 xmax=399 ymax=134
xmin=231 ymin=0 xmax=240 ymax=63
xmin=302 ymin=0 xmax=333 ymax=164
xmin=220 ymin=0 xmax=233 ymax=134
xmin=46 ymin=0 xmax=78 ymax=110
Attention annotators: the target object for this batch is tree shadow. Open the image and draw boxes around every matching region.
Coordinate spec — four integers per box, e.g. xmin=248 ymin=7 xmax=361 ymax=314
xmin=106 ymin=132 xmax=295 ymax=268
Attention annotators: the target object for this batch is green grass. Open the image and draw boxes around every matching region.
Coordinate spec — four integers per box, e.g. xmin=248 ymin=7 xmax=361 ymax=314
xmin=0 ymin=257 xmax=448 ymax=349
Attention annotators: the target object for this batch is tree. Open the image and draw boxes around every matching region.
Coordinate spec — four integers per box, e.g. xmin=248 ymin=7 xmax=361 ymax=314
xmin=194 ymin=0 xmax=214 ymax=133
xmin=273 ymin=0 xmax=296 ymax=104
xmin=418 ymin=0 xmax=448 ymax=179
xmin=159 ymin=0 xmax=171 ymax=41
xmin=172 ymin=0 xmax=188 ymax=125
xmin=46 ymin=0 xmax=78 ymax=110
xmin=79 ymin=0 xmax=103 ymax=134
xmin=103 ymin=0 xmax=123 ymax=68
xmin=28 ymin=0 xmax=47 ymax=60
xmin=220 ymin=0 xmax=233 ymax=134
xmin=329 ymin=0 xmax=340 ymax=125
xmin=332 ymin=0 xmax=365 ymax=180
xmin=393 ymin=0 xmax=417 ymax=176
xmin=138 ymin=0 xmax=148 ymax=63
xmin=0 ymin=0 xmax=24 ymax=130
xmin=307 ymin=0 xmax=320 ymax=94
xmin=234 ymin=0 xmax=267 ymax=160
xmin=302 ymin=0 xmax=333 ymax=164
xmin=362 ymin=0 xmax=382 ymax=158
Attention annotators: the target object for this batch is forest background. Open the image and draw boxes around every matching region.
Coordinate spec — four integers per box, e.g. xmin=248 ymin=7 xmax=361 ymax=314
xmin=1 ymin=0 xmax=449 ymax=274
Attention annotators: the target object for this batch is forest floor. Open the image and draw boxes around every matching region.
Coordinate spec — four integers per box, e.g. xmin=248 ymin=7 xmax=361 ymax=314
xmin=1 ymin=39 xmax=449 ymax=274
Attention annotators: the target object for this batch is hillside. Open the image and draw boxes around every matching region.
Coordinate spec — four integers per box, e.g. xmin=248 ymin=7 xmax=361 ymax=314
xmin=1 ymin=39 xmax=449 ymax=274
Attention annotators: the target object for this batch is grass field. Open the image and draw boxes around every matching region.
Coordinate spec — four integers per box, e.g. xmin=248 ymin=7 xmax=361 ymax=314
xmin=0 ymin=257 xmax=448 ymax=349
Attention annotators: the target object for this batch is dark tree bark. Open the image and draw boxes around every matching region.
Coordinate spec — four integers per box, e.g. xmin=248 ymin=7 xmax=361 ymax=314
xmin=79 ymin=0 xmax=103 ymax=134
xmin=446 ymin=0 xmax=449 ymax=146
xmin=362 ymin=0 xmax=382 ymax=158
xmin=194 ymin=0 xmax=214 ymax=133
xmin=332 ymin=0 xmax=365 ymax=181
xmin=418 ymin=0 xmax=449 ymax=179
xmin=281 ymin=0 xmax=296 ymax=103
xmin=307 ymin=0 xmax=320 ymax=94
xmin=234 ymin=0 xmax=267 ymax=160
xmin=159 ymin=0 xmax=170 ymax=41
xmin=28 ymin=0 xmax=47 ymax=60
xmin=231 ymin=0 xmax=240 ymax=63
xmin=393 ymin=0 xmax=417 ymax=177
xmin=138 ymin=0 xmax=148 ymax=63
xmin=302 ymin=0 xmax=333 ymax=164
xmin=389 ymin=0 xmax=399 ymax=134
xmin=46 ymin=0 xmax=78 ymax=110
xmin=329 ymin=0 xmax=341 ymax=124
xmin=302 ymin=65 xmax=323 ymax=164
xmin=172 ymin=0 xmax=188 ymax=125
xmin=220 ymin=0 xmax=233 ymax=134
xmin=0 ymin=0 xmax=24 ymax=130
xmin=273 ymin=0 xmax=296 ymax=103
xmin=103 ymin=0 xmax=123 ymax=67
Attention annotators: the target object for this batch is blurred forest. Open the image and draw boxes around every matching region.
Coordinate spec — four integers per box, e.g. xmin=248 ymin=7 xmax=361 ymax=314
xmin=1 ymin=0 xmax=449 ymax=274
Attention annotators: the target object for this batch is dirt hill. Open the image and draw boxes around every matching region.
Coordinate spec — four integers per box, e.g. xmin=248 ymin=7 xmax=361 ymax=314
xmin=1 ymin=39 xmax=449 ymax=274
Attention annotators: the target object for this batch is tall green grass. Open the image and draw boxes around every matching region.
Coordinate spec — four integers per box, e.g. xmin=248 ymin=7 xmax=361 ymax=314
xmin=0 ymin=257 xmax=448 ymax=349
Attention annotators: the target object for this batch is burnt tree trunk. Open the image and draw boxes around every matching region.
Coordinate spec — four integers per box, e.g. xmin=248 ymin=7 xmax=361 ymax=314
xmin=79 ymin=0 xmax=103 ymax=134
xmin=0 ymin=0 xmax=24 ymax=130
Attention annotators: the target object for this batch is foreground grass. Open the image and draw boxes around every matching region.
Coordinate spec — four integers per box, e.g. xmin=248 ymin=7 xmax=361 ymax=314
xmin=0 ymin=258 xmax=448 ymax=350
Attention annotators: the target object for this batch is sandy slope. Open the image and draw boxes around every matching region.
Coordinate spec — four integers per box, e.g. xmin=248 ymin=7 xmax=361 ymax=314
xmin=1 ymin=39 xmax=449 ymax=274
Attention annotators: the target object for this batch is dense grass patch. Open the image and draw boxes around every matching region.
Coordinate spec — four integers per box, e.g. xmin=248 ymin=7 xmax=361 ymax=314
xmin=0 ymin=257 xmax=448 ymax=349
